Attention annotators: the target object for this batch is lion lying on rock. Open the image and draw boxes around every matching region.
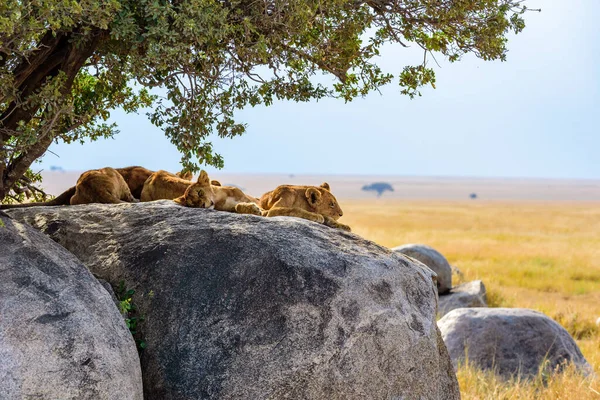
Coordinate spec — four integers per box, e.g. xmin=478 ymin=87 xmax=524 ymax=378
xmin=0 ymin=166 xmax=199 ymax=209
xmin=1 ymin=167 xmax=146 ymax=208
xmin=118 ymin=166 xmax=189 ymax=198
xmin=141 ymin=170 xmax=261 ymax=214
xmin=69 ymin=167 xmax=138 ymax=205
xmin=235 ymin=182 xmax=351 ymax=231
xmin=1 ymin=166 xmax=155 ymax=208
xmin=140 ymin=170 xmax=203 ymax=203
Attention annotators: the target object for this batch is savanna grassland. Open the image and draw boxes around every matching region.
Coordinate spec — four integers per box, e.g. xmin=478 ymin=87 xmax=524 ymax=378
xmin=341 ymin=200 xmax=600 ymax=399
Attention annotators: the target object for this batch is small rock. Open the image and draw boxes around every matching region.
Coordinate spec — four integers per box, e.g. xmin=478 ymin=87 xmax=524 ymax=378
xmin=393 ymin=244 xmax=452 ymax=294
xmin=438 ymin=308 xmax=593 ymax=379
xmin=438 ymin=280 xmax=487 ymax=317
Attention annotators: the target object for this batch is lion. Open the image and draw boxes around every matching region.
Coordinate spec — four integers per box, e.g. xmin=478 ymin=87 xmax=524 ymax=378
xmin=235 ymin=182 xmax=350 ymax=231
xmin=141 ymin=169 xmax=214 ymax=206
xmin=202 ymin=183 xmax=260 ymax=213
xmin=142 ymin=170 xmax=261 ymax=214
xmin=0 ymin=166 xmax=154 ymax=209
xmin=116 ymin=166 xmax=190 ymax=198
xmin=69 ymin=167 xmax=137 ymax=205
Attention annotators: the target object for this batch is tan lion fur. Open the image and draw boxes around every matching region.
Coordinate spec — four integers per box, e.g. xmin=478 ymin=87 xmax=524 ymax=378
xmin=69 ymin=167 xmax=137 ymax=205
xmin=168 ymin=171 xmax=261 ymax=214
xmin=113 ymin=166 xmax=154 ymax=199
xmin=210 ymin=185 xmax=261 ymax=213
xmin=238 ymin=182 xmax=350 ymax=231
xmin=176 ymin=171 xmax=194 ymax=181
xmin=0 ymin=165 xmax=154 ymax=209
xmin=141 ymin=170 xmax=204 ymax=202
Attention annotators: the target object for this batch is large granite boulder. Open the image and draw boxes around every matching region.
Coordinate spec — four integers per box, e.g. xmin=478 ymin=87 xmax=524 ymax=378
xmin=438 ymin=280 xmax=487 ymax=317
xmin=7 ymin=201 xmax=460 ymax=400
xmin=393 ymin=244 xmax=452 ymax=294
xmin=0 ymin=212 xmax=143 ymax=400
xmin=438 ymin=308 xmax=593 ymax=379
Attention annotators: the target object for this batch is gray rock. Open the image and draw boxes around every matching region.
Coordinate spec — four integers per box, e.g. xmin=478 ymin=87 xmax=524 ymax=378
xmin=0 ymin=212 xmax=143 ymax=400
xmin=438 ymin=280 xmax=487 ymax=317
xmin=438 ymin=308 xmax=593 ymax=379
xmin=392 ymin=244 xmax=452 ymax=294
xmin=7 ymin=201 xmax=460 ymax=400
xmin=98 ymin=278 xmax=123 ymax=313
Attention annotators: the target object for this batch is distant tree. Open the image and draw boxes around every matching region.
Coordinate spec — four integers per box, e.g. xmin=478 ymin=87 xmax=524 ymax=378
xmin=362 ymin=182 xmax=394 ymax=197
xmin=470 ymin=193 xmax=478 ymax=199
xmin=0 ymin=0 xmax=537 ymax=203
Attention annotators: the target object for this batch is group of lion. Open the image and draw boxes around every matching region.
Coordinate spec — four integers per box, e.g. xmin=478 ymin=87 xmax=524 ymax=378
xmin=1 ymin=166 xmax=350 ymax=231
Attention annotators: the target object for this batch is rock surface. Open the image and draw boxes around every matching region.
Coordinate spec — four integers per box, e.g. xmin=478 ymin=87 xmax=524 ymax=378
xmin=98 ymin=278 xmax=122 ymax=313
xmin=438 ymin=308 xmax=593 ymax=379
xmin=393 ymin=244 xmax=452 ymax=294
xmin=0 ymin=212 xmax=143 ymax=400
xmin=438 ymin=280 xmax=487 ymax=317
xmin=7 ymin=201 xmax=460 ymax=400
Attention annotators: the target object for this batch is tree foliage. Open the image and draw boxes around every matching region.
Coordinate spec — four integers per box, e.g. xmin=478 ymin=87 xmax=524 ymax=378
xmin=0 ymin=0 xmax=536 ymax=202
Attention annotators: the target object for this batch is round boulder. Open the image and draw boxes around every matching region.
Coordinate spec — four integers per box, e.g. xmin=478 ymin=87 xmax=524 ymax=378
xmin=438 ymin=308 xmax=593 ymax=379
xmin=393 ymin=244 xmax=452 ymax=294
xmin=0 ymin=212 xmax=143 ymax=399
xmin=438 ymin=280 xmax=487 ymax=318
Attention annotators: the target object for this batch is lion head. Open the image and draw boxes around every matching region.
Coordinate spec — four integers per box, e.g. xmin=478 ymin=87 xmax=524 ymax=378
xmin=305 ymin=182 xmax=344 ymax=220
xmin=174 ymin=170 xmax=215 ymax=208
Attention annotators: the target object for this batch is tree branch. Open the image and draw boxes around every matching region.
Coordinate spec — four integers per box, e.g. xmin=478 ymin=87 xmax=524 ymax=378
xmin=1 ymin=29 xmax=108 ymax=199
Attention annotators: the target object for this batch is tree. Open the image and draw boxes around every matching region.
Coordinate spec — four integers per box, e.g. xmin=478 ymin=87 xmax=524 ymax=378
xmin=0 ymin=0 xmax=536 ymax=203
xmin=362 ymin=182 xmax=394 ymax=197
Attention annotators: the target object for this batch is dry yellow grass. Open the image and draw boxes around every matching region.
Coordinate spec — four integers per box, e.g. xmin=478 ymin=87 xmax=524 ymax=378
xmin=340 ymin=199 xmax=600 ymax=399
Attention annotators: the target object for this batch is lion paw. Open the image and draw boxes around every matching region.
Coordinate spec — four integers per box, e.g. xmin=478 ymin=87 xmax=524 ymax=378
xmin=323 ymin=216 xmax=351 ymax=231
xmin=313 ymin=214 xmax=325 ymax=224
xmin=336 ymin=223 xmax=352 ymax=232
xmin=235 ymin=202 xmax=262 ymax=216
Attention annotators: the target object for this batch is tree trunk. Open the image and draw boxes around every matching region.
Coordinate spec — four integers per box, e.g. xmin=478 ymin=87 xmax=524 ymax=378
xmin=0 ymin=28 xmax=107 ymax=202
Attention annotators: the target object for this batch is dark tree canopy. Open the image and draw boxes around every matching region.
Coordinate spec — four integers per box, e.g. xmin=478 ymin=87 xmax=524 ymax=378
xmin=0 ymin=0 xmax=536 ymax=202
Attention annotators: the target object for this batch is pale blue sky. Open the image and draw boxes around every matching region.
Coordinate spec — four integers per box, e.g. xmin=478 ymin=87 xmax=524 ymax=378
xmin=40 ymin=0 xmax=599 ymax=179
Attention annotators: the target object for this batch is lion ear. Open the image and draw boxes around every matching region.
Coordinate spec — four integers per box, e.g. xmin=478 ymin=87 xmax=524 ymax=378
xmin=320 ymin=182 xmax=330 ymax=190
xmin=211 ymin=180 xmax=222 ymax=186
xmin=197 ymin=170 xmax=210 ymax=185
xmin=177 ymin=171 xmax=193 ymax=180
xmin=305 ymin=187 xmax=322 ymax=206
